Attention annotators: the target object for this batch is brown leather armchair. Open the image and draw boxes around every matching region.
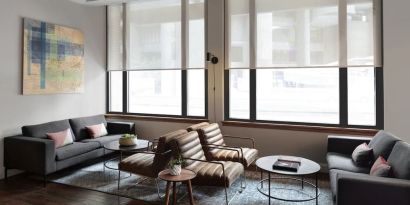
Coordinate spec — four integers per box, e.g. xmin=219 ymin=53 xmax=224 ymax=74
xmin=118 ymin=129 xmax=188 ymax=197
xmin=172 ymin=131 xmax=244 ymax=205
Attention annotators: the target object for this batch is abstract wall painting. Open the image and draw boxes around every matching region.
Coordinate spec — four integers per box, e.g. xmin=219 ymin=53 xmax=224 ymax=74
xmin=23 ymin=18 xmax=84 ymax=95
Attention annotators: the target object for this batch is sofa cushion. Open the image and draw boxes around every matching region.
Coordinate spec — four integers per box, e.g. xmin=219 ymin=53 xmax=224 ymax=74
xmin=22 ymin=119 xmax=71 ymax=139
xmin=368 ymin=130 xmax=401 ymax=161
xmin=81 ymin=134 xmax=122 ymax=147
xmin=69 ymin=115 xmax=107 ymax=141
xmin=327 ymin=152 xmax=370 ymax=173
xmin=370 ymin=156 xmax=391 ymax=177
xmin=387 ymin=141 xmax=410 ymax=180
xmin=55 ymin=142 xmax=100 ymax=161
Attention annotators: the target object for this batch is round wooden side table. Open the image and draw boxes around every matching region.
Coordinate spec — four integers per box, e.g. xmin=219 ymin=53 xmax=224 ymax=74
xmin=158 ymin=169 xmax=196 ymax=205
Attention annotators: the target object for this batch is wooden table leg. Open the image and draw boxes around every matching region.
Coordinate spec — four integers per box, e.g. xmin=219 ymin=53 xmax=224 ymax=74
xmin=172 ymin=182 xmax=177 ymax=205
xmin=187 ymin=180 xmax=195 ymax=205
xmin=164 ymin=182 xmax=171 ymax=205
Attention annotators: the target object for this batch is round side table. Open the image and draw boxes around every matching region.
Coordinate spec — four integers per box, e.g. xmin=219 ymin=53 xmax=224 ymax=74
xmin=158 ymin=169 xmax=196 ymax=205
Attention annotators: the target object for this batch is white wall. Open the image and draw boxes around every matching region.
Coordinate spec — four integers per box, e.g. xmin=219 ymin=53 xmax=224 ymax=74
xmin=383 ymin=0 xmax=410 ymax=143
xmin=0 ymin=0 xmax=106 ymax=179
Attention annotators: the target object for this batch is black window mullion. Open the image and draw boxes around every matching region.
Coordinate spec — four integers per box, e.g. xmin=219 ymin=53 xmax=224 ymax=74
xmin=224 ymin=69 xmax=230 ymax=120
xmin=182 ymin=70 xmax=187 ymax=116
xmin=339 ymin=67 xmax=348 ymax=126
xmin=205 ymin=69 xmax=209 ymax=118
xmin=123 ymin=71 xmax=128 ymax=114
xmin=250 ymin=69 xmax=256 ymax=121
xmin=375 ymin=67 xmax=384 ymax=129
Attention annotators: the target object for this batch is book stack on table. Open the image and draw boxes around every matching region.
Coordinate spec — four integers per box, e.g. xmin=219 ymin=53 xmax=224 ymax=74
xmin=272 ymin=156 xmax=301 ymax=172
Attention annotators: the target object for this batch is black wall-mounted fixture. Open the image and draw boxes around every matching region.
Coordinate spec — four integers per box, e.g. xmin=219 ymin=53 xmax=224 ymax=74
xmin=207 ymin=52 xmax=219 ymax=64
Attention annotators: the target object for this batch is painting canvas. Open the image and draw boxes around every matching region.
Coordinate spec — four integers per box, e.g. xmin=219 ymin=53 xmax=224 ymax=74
xmin=23 ymin=18 xmax=84 ymax=95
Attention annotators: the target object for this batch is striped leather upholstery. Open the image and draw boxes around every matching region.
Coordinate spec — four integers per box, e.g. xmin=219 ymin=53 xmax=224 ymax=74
xmin=197 ymin=123 xmax=226 ymax=146
xmin=173 ymin=131 xmax=244 ymax=187
xmin=186 ymin=122 xmax=210 ymax=132
xmin=197 ymin=123 xmax=258 ymax=167
xmin=119 ymin=129 xmax=188 ymax=177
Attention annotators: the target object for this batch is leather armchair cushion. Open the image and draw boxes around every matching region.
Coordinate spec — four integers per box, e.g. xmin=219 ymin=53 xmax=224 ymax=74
xmin=186 ymin=122 xmax=210 ymax=132
xmin=153 ymin=129 xmax=188 ymax=173
xmin=172 ymin=131 xmax=207 ymax=166
xmin=22 ymin=119 xmax=71 ymax=139
xmin=197 ymin=123 xmax=226 ymax=146
xmin=186 ymin=161 xmax=244 ymax=187
xmin=327 ymin=152 xmax=370 ymax=173
xmin=119 ymin=153 xmax=156 ymax=178
xmin=207 ymin=147 xmax=258 ymax=167
xmin=56 ymin=142 xmax=100 ymax=161
xmin=69 ymin=115 xmax=107 ymax=141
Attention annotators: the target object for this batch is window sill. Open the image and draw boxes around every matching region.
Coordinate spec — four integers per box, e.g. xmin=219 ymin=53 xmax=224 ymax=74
xmin=105 ymin=114 xmax=209 ymax=124
xmin=222 ymin=120 xmax=378 ymax=136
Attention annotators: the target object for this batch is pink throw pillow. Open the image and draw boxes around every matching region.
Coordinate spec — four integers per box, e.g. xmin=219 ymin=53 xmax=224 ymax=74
xmin=370 ymin=156 xmax=391 ymax=177
xmin=86 ymin=123 xmax=108 ymax=138
xmin=46 ymin=129 xmax=74 ymax=149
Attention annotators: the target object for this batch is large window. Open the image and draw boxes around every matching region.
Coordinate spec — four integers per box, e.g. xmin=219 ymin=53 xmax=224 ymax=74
xmin=107 ymin=0 xmax=206 ymax=117
xmin=225 ymin=0 xmax=383 ymax=128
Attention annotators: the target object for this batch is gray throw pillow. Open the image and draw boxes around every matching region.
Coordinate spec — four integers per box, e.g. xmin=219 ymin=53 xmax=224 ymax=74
xmin=352 ymin=143 xmax=373 ymax=166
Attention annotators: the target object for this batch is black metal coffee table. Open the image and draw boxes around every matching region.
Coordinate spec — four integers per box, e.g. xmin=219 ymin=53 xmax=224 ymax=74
xmin=256 ymin=155 xmax=321 ymax=205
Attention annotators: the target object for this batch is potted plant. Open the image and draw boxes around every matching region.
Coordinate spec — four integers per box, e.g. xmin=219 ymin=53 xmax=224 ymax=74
xmin=119 ymin=134 xmax=138 ymax=146
xmin=168 ymin=155 xmax=185 ymax=176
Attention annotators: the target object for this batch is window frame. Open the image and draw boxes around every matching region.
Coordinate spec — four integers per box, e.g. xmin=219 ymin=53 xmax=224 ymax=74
xmin=106 ymin=2 xmax=209 ymax=119
xmin=224 ymin=0 xmax=384 ymax=129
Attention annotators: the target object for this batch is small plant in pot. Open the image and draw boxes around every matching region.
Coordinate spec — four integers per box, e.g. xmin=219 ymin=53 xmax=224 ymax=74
xmin=168 ymin=155 xmax=185 ymax=176
xmin=119 ymin=134 xmax=138 ymax=146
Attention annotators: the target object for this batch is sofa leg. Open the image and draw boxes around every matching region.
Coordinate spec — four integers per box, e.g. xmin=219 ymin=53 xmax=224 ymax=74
xmin=43 ymin=175 xmax=47 ymax=187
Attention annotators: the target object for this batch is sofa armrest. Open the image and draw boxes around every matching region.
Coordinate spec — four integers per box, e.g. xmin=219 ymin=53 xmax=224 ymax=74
xmin=4 ymin=135 xmax=56 ymax=175
xmin=327 ymin=135 xmax=372 ymax=155
xmin=337 ymin=174 xmax=410 ymax=205
xmin=107 ymin=121 xmax=135 ymax=135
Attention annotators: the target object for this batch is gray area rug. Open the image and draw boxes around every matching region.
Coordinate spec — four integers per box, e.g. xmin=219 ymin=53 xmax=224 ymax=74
xmin=49 ymin=161 xmax=334 ymax=205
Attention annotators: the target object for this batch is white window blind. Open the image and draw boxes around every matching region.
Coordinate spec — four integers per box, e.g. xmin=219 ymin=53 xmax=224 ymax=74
xmin=107 ymin=4 xmax=124 ymax=71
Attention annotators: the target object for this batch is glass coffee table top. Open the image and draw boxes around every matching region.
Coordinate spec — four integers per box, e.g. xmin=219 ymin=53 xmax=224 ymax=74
xmin=256 ymin=155 xmax=320 ymax=176
xmin=104 ymin=139 xmax=149 ymax=152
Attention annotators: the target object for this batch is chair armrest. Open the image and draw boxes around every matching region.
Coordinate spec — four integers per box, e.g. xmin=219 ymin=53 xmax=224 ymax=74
xmin=204 ymin=144 xmax=244 ymax=164
xmin=327 ymin=135 xmax=372 ymax=155
xmin=182 ymin=157 xmax=227 ymax=186
xmin=4 ymin=135 xmax=56 ymax=175
xmin=223 ymin=135 xmax=255 ymax=148
xmin=107 ymin=121 xmax=135 ymax=135
xmin=337 ymin=174 xmax=410 ymax=205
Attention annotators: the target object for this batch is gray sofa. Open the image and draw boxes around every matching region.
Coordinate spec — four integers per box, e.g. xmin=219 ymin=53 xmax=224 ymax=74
xmin=327 ymin=131 xmax=410 ymax=205
xmin=4 ymin=115 xmax=134 ymax=183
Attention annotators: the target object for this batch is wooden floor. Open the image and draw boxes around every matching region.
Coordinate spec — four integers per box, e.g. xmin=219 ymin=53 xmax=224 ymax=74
xmin=0 ymin=174 xmax=154 ymax=205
